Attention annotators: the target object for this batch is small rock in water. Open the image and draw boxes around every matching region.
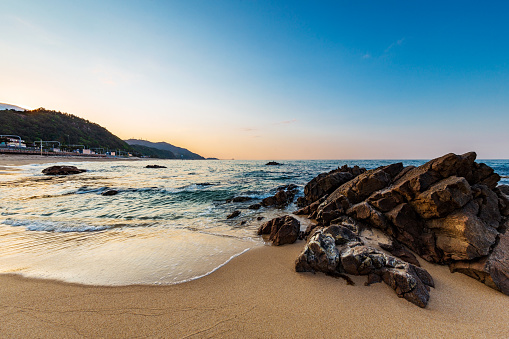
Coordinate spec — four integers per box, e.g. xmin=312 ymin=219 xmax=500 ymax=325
xmin=265 ymin=161 xmax=282 ymax=166
xmin=227 ymin=196 xmax=253 ymax=203
xmin=227 ymin=210 xmax=241 ymax=219
xmin=248 ymin=203 xmax=262 ymax=210
xmin=145 ymin=165 xmax=167 ymax=169
xmin=101 ymin=190 xmax=119 ymax=196
xmin=42 ymin=166 xmax=86 ymax=175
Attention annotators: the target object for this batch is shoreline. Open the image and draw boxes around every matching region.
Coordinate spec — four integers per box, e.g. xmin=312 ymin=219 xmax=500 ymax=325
xmin=2 ymin=154 xmax=509 ymax=337
xmin=0 ymin=153 xmax=143 ymax=166
xmin=2 ymin=243 xmax=509 ymax=337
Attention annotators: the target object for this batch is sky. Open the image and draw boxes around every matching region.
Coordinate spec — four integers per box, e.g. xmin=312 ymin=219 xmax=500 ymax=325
xmin=1 ymin=1 xmax=508 ymax=160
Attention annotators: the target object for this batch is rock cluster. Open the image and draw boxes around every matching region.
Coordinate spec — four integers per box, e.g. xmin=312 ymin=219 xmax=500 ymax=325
xmin=261 ymin=184 xmax=299 ymax=208
xmin=295 ymin=225 xmax=434 ymax=307
xmin=296 ymin=152 xmax=509 ymax=298
xmin=42 ymin=166 xmax=86 ymax=175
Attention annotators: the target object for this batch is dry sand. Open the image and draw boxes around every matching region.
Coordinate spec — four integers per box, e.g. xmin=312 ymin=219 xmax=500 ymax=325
xmin=1 ymin=242 xmax=509 ymax=338
xmin=2 ymin=154 xmax=509 ymax=337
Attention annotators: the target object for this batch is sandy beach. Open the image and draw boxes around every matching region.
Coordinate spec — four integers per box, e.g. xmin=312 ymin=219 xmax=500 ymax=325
xmin=2 ymin=154 xmax=509 ymax=338
xmin=0 ymin=153 xmax=141 ymax=167
xmin=1 ymin=242 xmax=509 ymax=338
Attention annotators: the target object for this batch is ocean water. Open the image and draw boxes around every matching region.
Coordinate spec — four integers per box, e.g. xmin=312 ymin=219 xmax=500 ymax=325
xmin=0 ymin=158 xmax=508 ymax=285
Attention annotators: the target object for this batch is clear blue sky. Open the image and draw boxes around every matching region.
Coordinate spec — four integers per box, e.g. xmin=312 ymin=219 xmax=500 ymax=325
xmin=1 ymin=1 xmax=508 ymax=159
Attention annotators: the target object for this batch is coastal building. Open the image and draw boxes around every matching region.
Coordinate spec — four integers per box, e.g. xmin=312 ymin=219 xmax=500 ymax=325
xmin=0 ymin=137 xmax=26 ymax=148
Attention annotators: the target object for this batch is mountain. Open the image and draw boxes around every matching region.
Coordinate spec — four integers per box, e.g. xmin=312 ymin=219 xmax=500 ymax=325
xmin=0 ymin=103 xmax=26 ymax=111
xmin=125 ymin=139 xmax=205 ymax=160
xmin=128 ymin=144 xmax=177 ymax=159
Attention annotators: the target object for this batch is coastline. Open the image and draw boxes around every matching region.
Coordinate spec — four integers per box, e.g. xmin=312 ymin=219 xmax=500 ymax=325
xmin=2 ymin=243 xmax=509 ymax=338
xmin=2 ymin=154 xmax=509 ymax=337
xmin=0 ymin=153 xmax=142 ymax=167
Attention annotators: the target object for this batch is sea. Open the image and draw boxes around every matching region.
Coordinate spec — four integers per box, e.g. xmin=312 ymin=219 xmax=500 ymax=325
xmin=1 ymin=159 xmax=508 ymax=286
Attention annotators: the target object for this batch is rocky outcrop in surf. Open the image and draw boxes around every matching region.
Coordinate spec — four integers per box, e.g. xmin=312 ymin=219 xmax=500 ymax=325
xmin=261 ymin=184 xmax=299 ymax=208
xmin=295 ymin=152 xmax=509 ymax=302
xmin=42 ymin=166 xmax=87 ymax=175
xmin=145 ymin=165 xmax=167 ymax=169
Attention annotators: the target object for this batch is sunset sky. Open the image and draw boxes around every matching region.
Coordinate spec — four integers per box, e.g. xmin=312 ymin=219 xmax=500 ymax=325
xmin=1 ymin=1 xmax=508 ymax=160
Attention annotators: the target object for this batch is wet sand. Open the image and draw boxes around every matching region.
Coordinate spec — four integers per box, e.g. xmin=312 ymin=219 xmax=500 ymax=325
xmin=1 ymin=242 xmax=509 ymax=338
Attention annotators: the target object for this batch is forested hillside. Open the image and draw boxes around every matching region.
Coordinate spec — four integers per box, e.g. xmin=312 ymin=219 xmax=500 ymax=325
xmin=0 ymin=108 xmax=129 ymax=150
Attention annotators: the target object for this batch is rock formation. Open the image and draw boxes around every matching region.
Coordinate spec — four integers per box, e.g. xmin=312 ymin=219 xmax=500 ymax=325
xmin=227 ymin=210 xmax=241 ymax=219
xmin=261 ymin=184 xmax=299 ymax=208
xmin=258 ymin=215 xmax=300 ymax=246
xmin=295 ymin=226 xmax=434 ymax=307
xmin=295 ymin=152 xmax=509 ymax=300
xmin=42 ymin=166 xmax=86 ymax=175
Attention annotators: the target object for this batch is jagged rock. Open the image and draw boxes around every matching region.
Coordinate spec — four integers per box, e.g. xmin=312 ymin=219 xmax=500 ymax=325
xmin=367 ymin=188 xmax=405 ymax=213
xmin=302 ymin=168 xmax=356 ymax=205
xmin=258 ymin=215 xmax=300 ymax=245
xmin=495 ymin=187 xmax=509 ymax=216
xmin=261 ymin=185 xmax=299 ymax=208
xmin=450 ymin=220 xmax=509 ymax=294
xmin=295 ymin=231 xmax=341 ymax=274
xmin=101 ymin=190 xmax=118 ymax=196
xmin=411 ymin=176 xmax=473 ymax=219
xmin=426 ymin=200 xmax=498 ymax=261
xmin=295 ymin=228 xmax=434 ymax=307
xmin=248 ymin=203 xmax=261 ymax=210
xmin=322 ymin=225 xmax=359 ymax=245
xmin=498 ymin=185 xmax=509 ymax=195
xmin=379 ymin=240 xmax=420 ymax=267
xmin=145 ymin=165 xmax=167 ymax=168
xmin=340 ymin=245 xmax=434 ymax=308
xmin=227 ymin=210 xmax=241 ymax=219
xmin=384 ymin=203 xmax=437 ymax=260
xmin=346 ymin=202 xmax=389 ymax=231
xmin=42 ymin=166 xmax=86 ymax=175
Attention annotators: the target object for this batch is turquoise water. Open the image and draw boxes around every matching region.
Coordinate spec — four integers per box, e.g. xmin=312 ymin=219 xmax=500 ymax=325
xmin=0 ymin=159 xmax=507 ymax=285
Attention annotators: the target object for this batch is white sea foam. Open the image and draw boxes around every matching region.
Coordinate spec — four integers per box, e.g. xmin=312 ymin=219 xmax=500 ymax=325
xmin=2 ymin=219 xmax=109 ymax=232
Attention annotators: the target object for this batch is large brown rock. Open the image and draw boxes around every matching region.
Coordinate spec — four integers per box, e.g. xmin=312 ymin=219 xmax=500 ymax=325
xmin=426 ymin=201 xmax=498 ymax=261
xmin=333 ymin=164 xmax=403 ymax=205
xmin=303 ymin=170 xmax=355 ymax=205
xmin=258 ymin=215 xmax=300 ymax=246
xmin=411 ymin=176 xmax=473 ymax=219
xmin=295 ymin=227 xmax=434 ymax=308
xmin=295 ymin=231 xmax=340 ymax=274
xmin=450 ymin=221 xmax=509 ymax=294
xmin=340 ymin=245 xmax=434 ymax=308
xmin=42 ymin=166 xmax=86 ymax=175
